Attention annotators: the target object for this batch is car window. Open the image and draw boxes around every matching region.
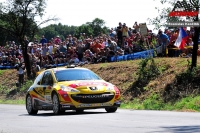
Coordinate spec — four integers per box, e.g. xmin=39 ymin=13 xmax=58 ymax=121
xmin=41 ymin=71 xmax=54 ymax=85
xmin=55 ymin=69 xmax=101 ymax=81
xmin=34 ymin=71 xmax=44 ymax=85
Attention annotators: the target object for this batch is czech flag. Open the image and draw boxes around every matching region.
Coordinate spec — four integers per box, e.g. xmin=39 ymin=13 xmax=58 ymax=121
xmin=174 ymin=27 xmax=188 ymax=49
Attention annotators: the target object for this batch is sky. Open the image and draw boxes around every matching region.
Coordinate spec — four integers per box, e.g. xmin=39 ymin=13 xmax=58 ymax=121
xmin=0 ymin=0 xmax=168 ymax=33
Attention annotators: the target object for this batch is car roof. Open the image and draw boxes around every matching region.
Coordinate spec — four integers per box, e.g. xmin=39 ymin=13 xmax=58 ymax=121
xmin=47 ymin=67 xmax=89 ymax=73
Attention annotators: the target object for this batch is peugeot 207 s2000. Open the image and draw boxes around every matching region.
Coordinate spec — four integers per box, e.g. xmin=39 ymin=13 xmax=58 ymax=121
xmin=26 ymin=66 xmax=121 ymax=115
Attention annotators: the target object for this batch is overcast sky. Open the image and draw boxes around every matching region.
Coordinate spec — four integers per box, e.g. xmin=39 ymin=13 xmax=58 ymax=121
xmin=0 ymin=0 xmax=168 ymax=32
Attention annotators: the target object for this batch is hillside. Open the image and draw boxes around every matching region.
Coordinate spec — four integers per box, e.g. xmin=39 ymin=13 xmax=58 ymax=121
xmin=1 ymin=57 xmax=200 ymax=111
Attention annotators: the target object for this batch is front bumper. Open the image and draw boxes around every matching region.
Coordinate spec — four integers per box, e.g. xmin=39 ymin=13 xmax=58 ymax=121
xmin=61 ymin=101 xmax=121 ymax=110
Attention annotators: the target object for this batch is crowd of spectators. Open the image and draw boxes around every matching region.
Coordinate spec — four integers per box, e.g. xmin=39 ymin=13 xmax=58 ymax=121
xmin=0 ymin=22 xmax=200 ymax=72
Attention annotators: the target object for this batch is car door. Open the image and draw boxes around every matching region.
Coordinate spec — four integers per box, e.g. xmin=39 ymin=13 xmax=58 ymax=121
xmin=33 ymin=71 xmax=45 ymax=100
xmin=40 ymin=71 xmax=54 ymax=103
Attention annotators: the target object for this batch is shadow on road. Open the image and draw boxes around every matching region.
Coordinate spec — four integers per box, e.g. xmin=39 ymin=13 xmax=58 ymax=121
xmin=19 ymin=110 xmax=108 ymax=117
xmin=150 ymin=125 xmax=200 ymax=133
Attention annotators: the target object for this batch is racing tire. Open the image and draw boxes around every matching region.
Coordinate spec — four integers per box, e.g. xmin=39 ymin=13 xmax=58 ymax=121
xmin=75 ymin=109 xmax=84 ymax=113
xmin=26 ymin=95 xmax=38 ymax=115
xmin=52 ymin=93 xmax=62 ymax=115
xmin=105 ymin=107 xmax=118 ymax=113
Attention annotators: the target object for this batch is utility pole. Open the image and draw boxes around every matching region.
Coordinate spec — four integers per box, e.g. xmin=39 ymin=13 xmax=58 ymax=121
xmin=191 ymin=0 xmax=199 ymax=69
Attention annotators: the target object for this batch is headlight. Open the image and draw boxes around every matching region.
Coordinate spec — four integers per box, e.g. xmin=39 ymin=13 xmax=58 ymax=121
xmin=106 ymin=85 xmax=115 ymax=91
xmin=60 ymin=85 xmax=80 ymax=92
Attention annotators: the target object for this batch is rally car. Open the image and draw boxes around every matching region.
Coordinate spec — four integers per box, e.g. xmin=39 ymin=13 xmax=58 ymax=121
xmin=26 ymin=66 xmax=121 ymax=115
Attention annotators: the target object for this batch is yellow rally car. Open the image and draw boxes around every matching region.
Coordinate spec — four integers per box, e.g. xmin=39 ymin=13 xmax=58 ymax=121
xmin=26 ymin=66 xmax=121 ymax=115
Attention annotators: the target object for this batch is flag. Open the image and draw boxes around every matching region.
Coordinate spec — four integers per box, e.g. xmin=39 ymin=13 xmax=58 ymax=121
xmin=174 ymin=27 xmax=188 ymax=49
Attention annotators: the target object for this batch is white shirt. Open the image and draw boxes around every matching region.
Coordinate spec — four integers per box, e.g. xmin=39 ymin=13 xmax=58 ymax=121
xmin=18 ymin=66 xmax=25 ymax=74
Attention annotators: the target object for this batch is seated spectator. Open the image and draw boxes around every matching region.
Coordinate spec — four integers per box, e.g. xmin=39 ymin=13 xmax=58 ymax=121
xmin=105 ymin=48 xmax=115 ymax=62
xmin=107 ymin=39 xmax=117 ymax=52
xmin=69 ymin=55 xmax=79 ymax=64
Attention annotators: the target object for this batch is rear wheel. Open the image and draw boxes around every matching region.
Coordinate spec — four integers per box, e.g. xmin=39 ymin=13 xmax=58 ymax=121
xmin=26 ymin=95 xmax=38 ymax=115
xmin=105 ymin=107 xmax=118 ymax=113
xmin=52 ymin=93 xmax=62 ymax=115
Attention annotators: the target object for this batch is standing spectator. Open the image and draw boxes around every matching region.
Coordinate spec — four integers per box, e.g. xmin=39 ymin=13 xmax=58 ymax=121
xmin=17 ymin=63 xmax=26 ymax=86
xmin=158 ymin=29 xmax=170 ymax=56
xmin=133 ymin=21 xmax=139 ymax=32
xmin=48 ymin=43 xmax=53 ymax=55
xmin=40 ymin=35 xmax=47 ymax=46
xmin=122 ymin=23 xmax=129 ymax=38
xmin=109 ymin=28 xmax=116 ymax=39
xmin=54 ymin=36 xmax=61 ymax=45
xmin=116 ymin=22 xmax=123 ymax=48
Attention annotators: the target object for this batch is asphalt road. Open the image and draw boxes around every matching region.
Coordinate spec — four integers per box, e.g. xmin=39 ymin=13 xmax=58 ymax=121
xmin=0 ymin=104 xmax=200 ymax=133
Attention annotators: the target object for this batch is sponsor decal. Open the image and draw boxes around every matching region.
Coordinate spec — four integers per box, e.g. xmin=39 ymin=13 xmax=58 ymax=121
xmin=82 ymin=95 xmax=108 ymax=99
xmin=167 ymin=0 xmax=200 ymax=27
xmin=169 ymin=0 xmax=199 ymax=17
xmin=76 ymin=82 xmax=108 ymax=87
xmin=78 ymin=103 xmax=112 ymax=107
xmin=62 ymin=105 xmax=71 ymax=108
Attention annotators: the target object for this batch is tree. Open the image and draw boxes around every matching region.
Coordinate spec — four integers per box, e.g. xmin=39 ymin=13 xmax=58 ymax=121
xmin=76 ymin=18 xmax=109 ymax=37
xmin=148 ymin=0 xmax=199 ymax=69
xmin=0 ymin=0 xmax=57 ymax=77
xmin=86 ymin=18 xmax=109 ymax=36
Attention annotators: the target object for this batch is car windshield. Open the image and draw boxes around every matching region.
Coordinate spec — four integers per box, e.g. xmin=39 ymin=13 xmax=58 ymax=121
xmin=55 ymin=69 xmax=102 ymax=81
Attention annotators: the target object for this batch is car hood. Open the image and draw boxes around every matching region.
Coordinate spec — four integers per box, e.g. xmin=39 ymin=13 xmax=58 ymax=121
xmin=57 ymin=80 xmax=113 ymax=93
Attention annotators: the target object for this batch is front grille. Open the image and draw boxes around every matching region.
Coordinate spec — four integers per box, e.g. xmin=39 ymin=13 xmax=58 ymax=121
xmin=71 ymin=92 xmax=114 ymax=103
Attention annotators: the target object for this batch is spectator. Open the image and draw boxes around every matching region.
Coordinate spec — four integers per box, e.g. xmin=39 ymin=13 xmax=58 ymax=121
xmin=69 ymin=55 xmax=79 ymax=64
xmin=31 ymin=62 xmax=40 ymax=78
xmin=116 ymin=22 xmax=123 ymax=47
xmin=107 ymin=39 xmax=118 ymax=52
xmin=17 ymin=63 xmax=26 ymax=86
xmin=77 ymin=40 xmax=85 ymax=62
xmin=158 ymin=29 xmax=170 ymax=56
xmin=133 ymin=21 xmax=139 ymax=32
xmin=40 ymin=35 xmax=47 ymax=46
xmin=54 ymin=36 xmax=61 ymax=44
xmin=42 ymin=43 xmax=49 ymax=56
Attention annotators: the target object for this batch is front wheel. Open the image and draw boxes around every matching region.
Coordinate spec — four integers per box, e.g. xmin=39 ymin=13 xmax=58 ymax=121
xmin=26 ymin=95 xmax=38 ymax=115
xmin=52 ymin=93 xmax=62 ymax=115
xmin=105 ymin=107 xmax=118 ymax=113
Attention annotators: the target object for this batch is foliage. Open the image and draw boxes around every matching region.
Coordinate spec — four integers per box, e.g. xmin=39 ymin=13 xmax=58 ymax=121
xmin=121 ymin=95 xmax=200 ymax=112
xmin=0 ymin=99 xmax=25 ymax=104
xmin=36 ymin=18 xmax=109 ymax=41
xmin=0 ymin=70 xmax=6 ymax=76
xmin=19 ymin=80 xmax=33 ymax=92
xmin=37 ymin=23 xmax=77 ymax=41
xmin=163 ymin=66 xmax=200 ymax=102
xmin=123 ymin=57 xmax=162 ymax=99
xmin=0 ymin=0 xmax=57 ymax=77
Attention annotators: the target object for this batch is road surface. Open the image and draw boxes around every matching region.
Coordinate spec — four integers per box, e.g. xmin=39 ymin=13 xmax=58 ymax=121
xmin=0 ymin=104 xmax=200 ymax=133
